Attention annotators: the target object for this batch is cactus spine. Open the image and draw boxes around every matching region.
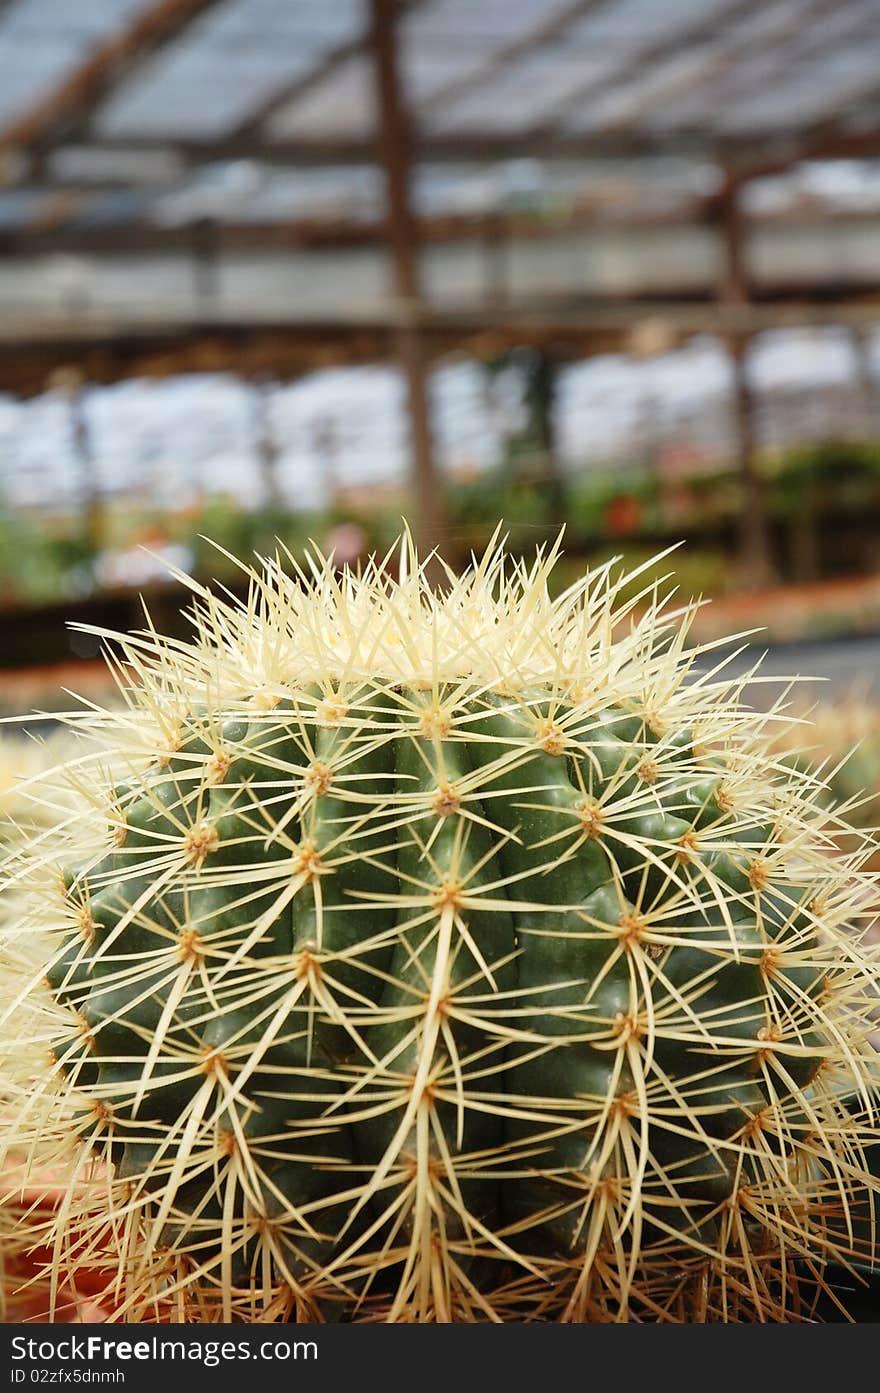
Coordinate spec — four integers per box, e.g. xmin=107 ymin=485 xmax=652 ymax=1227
xmin=2 ymin=534 xmax=878 ymax=1322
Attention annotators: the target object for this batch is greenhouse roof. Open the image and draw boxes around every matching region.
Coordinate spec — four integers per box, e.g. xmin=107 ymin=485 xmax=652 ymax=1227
xmin=0 ymin=0 xmax=879 ymax=396
xmin=0 ymin=0 xmax=878 ymax=231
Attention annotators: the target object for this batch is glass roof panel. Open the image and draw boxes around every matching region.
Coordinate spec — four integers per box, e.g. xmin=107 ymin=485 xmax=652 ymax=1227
xmin=205 ymin=0 xmax=364 ymax=45
xmin=401 ymin=0 xmax=583 ymax=107
xmin=67 ymin=187 xmax=150 ymax=225
xmin=718 ymin=44 xmax=880 ymax=134
xmin=0 ymin=187 xmax=56 ymax=228
xmin=1 ymin=0 xmax=147 ymax=42
xmin=562 ymin=46 xmax=715 ymax=133
xmin=151 ymin=163 xmax=383 ymax=224
xmin=95 ymin=0 xmax=367 ymax=140
xmin=424 ymin=46 xmax=609 ymax=135
xmin=266 ymin=0 xmax=581 ymax=139
xmin=47 ymin=144 xmax=186 ymax=185
xmin=0 ymin=0 xmax=147 ymax=126
xmin=96 ymin=48 xmax=316 ymax=139
xmin=266 ymin=54 xmax=374 ymax=142
xmin=567 ymin=0 xmax=736 ymax=47
xmin=0 ymin=0 xmax=874 ymax=236
xmin=633 ymin=0 xmax=819 ymax=132
xmin=406 ymin=0 xmax=571 ymax=45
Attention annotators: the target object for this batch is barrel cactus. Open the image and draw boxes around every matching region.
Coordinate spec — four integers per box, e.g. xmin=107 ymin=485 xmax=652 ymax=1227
xmin=2 ymin=533 xmax=878 ymax=1323
xmin=0 ymin=730 xmax=112 ymax=1321
xmin=770 ymin=693 xmax=880 ymax=833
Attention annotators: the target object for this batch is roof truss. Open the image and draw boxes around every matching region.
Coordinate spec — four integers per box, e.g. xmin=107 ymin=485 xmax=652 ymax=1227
xmin=0 ymin=0 xmax=227 ymax=170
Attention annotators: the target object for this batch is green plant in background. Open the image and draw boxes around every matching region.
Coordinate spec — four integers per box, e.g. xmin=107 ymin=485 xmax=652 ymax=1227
xmin=548 ymin=545 xmax=734 ymax=607
xmin=0 ymin=507 xmax=94 ymax=608
xmin=2 ymin=534 xmax=878 ymax=1323
xmin=185 ymin=499 xmax=326 ymax=582
xmin=770 ymin=441 xmax=880 ymax=516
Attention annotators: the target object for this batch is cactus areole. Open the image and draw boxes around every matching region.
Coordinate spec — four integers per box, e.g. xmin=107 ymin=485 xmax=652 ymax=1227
xmin=3 ymin=533 xmax=878 ymax=1322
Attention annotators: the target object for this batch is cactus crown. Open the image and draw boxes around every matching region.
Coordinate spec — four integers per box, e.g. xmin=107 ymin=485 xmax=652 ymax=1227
xmin=2 ymin=531 xmax=878 ymax=1323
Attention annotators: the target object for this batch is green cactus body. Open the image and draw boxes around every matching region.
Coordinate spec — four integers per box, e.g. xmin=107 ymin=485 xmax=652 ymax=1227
xmin=2 ymin=536 xmax=878 ymax=1323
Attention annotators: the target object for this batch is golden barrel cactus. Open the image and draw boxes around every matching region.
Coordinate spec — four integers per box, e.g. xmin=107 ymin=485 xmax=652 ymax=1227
xmin=1 ymin=534 xmax=878 ymax=1323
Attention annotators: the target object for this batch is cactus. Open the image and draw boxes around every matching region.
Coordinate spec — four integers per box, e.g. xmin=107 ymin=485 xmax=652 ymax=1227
xmin=769 ymin=694 xmax=880 ymax=832
xmin=0 ymin=730 xmax=112 ymax=1321
xmin=2 ymin=533 xmax=878 ymax=1323
xmin=0 ymin=734 xmax=76 ymax=843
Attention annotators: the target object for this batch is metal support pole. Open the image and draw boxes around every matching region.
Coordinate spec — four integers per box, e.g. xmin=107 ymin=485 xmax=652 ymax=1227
xmin=371 ymin=0 xmax=445 ymax=564
xmin=719 ymin=173 xmax=773 ymax=587
xmin=482 ymin=212 xmax=508 ymax=307
xmin=61 ymin=370 xmax=104 ymax=558
xmin=47 ymin=367 xmax=102 ymax=558
xmin=251 ymin=375 xmax=282 ymax=511
xmin=851 ymin=326 xmax=879 ymax=439
xmin=191 ymin=215 xmax=219 ymax=308
xmin=524 ymin=348 xmax=565 ymax=524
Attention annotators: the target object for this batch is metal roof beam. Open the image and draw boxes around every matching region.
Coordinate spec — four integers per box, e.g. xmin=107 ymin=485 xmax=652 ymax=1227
xmin=2 ymin=289 xmax=880 ymax=351
xmin=0 ymin=0 xmax=226 ymax=166
xmin=12 ymin=188 xmax=880 ymax=259
xmin=370 ymin=0 xmax=444 ymax=559
xmin=228 ymin=0 xmax=427 ymax=143
xmin=733 ymin=124 xmax=880 ymax=181
xmin=502 ymin=0 xmax=761 ymax=139
xmin=227 ymin=39 xmax=369 ymax=143
xmin=48 ymin=130 xmax=732 ymax=167
xmin=414 ymin=0 xmax=610 ymax=117
xmin=568 ymin=0 xmax=843 ymax=139
xmin=228 ymin=39 xmax=372 ymax=143
xmin=37 ymin=117 xmax=880 ymax=179
xmin=0 ymin=194 xmax=725 ymax=258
